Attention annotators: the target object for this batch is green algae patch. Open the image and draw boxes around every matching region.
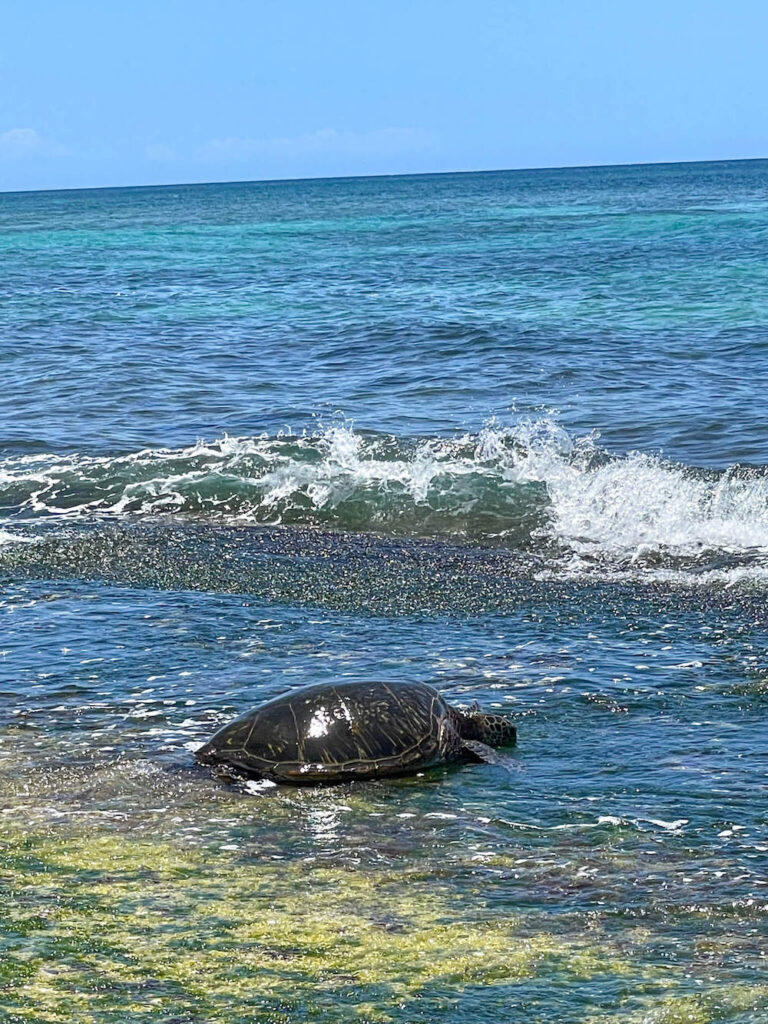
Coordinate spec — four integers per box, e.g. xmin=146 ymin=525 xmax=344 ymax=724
xmin=591 ymin=984 xmax=768 ymax=1024
xmin=1 ymin=825 xmax=651 ymax=1024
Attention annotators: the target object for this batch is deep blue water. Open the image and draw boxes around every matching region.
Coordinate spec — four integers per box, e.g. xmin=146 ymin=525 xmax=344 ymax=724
xmin=3 ymin=160 xmax=768 ymax=462
xmin=2 ymin=161 xmax=768 ymax=1022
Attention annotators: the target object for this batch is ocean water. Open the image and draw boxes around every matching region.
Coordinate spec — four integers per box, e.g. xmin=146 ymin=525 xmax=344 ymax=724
xmin=2 ymin=161 xmax=768 ymax=1022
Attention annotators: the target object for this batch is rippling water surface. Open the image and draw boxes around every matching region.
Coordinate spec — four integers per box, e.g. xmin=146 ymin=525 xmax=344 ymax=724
xmin=2 ymin=161 xmax=768 ymax=1022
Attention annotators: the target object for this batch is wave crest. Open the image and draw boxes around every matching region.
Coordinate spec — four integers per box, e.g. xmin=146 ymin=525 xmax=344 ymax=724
xmin=0 ymin=425 xmax=548 ymax=542
xmin=3 ymin=420 xmax=768 ymax=574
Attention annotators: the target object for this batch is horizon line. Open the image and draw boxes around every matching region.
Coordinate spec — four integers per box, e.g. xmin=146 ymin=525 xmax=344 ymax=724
xmin=2 ymin=153 xmax=766 ymax=198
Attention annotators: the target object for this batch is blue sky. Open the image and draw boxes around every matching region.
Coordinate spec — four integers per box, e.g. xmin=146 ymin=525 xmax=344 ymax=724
xmin=1 ymin=0 xmax=766 ymax=191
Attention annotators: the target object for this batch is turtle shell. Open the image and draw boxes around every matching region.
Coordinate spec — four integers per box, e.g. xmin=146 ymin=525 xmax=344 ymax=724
xmin=196 ymin=680 xmax=458 ymax=783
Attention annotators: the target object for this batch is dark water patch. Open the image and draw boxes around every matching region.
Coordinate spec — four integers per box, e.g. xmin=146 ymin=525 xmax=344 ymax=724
xmin=6 ymin=522 xmax=768 ymax=622
xmin=3 ymin=522 xmax=542 ymax=616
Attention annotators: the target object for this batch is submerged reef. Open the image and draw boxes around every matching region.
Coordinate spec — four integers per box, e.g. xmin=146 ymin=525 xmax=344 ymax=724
xmin=2 ymin=822 xmax=768 ymax=1023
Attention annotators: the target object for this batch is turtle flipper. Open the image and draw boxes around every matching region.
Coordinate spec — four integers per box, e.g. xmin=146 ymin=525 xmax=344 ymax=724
xmin=461 ymin=740 xmax=519 ymax=773
xmin=461 ymin=739 xmax=501 ymax=763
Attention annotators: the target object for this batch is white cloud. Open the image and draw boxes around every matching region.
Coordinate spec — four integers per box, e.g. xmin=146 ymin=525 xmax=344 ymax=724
xmin=0 ymin=128 xmax=68 ymax=160
xmin=198 ymin=127 xmax=435 ymax=164
xmin=0 ymin=128 xmax=43 ymax=158
xmin=145 ymin=143 xmax=176 ymax=162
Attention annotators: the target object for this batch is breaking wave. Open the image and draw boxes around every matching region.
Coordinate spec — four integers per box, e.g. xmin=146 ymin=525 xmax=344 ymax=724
xmin=3 ymin=419 xmax=768 ymax=578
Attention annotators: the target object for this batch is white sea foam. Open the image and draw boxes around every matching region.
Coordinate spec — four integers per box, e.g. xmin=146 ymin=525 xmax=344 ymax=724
xmin=501 ymin=420 xmax=768 ymax=580
xmin=0 ymin=529 xmax=34 ymax=546
xmin=528 ymin=445 xmax=768 ymax=559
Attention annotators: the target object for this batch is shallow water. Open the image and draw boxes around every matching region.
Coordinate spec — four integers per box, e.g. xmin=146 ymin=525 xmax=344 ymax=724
xmin=3 ymin=161 xmax=768 ymax=1022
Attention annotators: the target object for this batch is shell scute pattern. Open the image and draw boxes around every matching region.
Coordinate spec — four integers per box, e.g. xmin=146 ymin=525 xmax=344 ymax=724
xmin=197 ymin=679 xmax=514 ymax=785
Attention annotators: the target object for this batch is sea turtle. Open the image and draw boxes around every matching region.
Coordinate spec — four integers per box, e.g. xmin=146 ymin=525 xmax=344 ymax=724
xmin=196 ymin=680 xmax=517 ymax=785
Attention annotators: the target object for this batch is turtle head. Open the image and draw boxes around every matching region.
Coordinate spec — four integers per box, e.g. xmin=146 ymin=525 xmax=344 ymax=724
xmin=456 ymin=703 xmax=517 ymax=748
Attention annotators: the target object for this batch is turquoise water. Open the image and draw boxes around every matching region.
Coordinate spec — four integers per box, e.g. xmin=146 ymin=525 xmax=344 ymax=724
xmin=2 ymin=161 xmax=768 ymax=1022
